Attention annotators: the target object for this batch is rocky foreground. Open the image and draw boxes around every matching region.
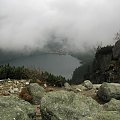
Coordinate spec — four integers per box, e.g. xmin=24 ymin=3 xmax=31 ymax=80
xmin=0 ymin=79 xmax=120 ymax=120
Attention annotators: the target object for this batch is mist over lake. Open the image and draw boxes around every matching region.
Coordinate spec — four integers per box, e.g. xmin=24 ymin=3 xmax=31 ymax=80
xmin=1 ymin=54 xmax=80 ymax=79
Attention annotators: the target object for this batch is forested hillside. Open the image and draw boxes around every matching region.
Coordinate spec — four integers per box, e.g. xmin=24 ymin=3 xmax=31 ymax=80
xmin=71 ymin=39 xmax=120 ymax=84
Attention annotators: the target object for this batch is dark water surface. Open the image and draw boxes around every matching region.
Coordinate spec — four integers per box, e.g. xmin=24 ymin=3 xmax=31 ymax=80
xmin=3 ymin=54 xmax=80 ymax=79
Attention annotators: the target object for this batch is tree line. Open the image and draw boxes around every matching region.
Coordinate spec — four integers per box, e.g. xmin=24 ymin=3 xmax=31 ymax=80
xmin=0 ymin=64 xmax=66 ymax=87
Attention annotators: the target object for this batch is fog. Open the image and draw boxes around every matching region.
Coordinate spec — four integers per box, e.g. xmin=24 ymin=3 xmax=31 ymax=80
xmin=0 ymin=0 xmax=120 ymax=53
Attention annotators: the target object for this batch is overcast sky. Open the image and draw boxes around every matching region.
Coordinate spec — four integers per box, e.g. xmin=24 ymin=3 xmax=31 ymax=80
xmin=0 ymin=0 xmax=120 ymax=53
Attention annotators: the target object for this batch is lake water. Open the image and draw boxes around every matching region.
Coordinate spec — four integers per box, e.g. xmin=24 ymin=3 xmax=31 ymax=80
xmin=3 ymin=54 xmax=80 ymax=79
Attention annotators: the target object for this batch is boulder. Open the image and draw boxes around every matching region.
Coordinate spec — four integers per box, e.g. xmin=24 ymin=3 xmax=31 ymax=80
xmin=99 ymin=98 xmax=120 ymax=119
xmin=97 ymin=82 xmax=120 ymax=102
xmin=29 ymin=83 xmax=46 ymax=104
xmin=83 ymin=80 xmax=93 ymax=90
xmin=95 ymin=111 xmax=120 ymax=120
xmin=40 ymin=90 xmax=102 ymax=120
xmin=64 ymin=82 xmax=73 ymax=91
xmin=0 ymin=95 xmax=35 ymax=120
xmin=103 ymin=98 xmax=120 ymax=112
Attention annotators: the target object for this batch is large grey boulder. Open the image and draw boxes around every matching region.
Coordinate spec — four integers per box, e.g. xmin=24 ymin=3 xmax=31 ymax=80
xmin=29 ymin=83 xmax=46 ymax=104
xmin=95 ymin=111 xmax=120 ymax=120
xmin=83 ymin=80 xmax=93 ymax=90
xmin=0 ymin=95 xmax=35 ymax=120
xmin=103 ymin=98 xmax=120 ymax=112
xmin=95 ymin=98 xmax=120 ymax=120
xmin=97 ymin=82 xmax=120 ymax=102
xmin=40 ymin=90 xmax=102 ymax=120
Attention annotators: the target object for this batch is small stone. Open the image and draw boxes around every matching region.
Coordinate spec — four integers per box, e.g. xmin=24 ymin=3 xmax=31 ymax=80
xmin=16 ymin=81 xmax=19 ymax=84
xmin=2 ymin=91 xmax=10 ymax=96
xmin=83 ymin=80 xmax=93 ymax=90
xmin=75 ymin=88 xmax=82 ymax=92
xmin=25 ymin=82 xmax=30 ymax=85
xmin=13 ymin=88 xmax=19 ymax=92
xmin=8 ymin=81 xmax=12 ymax=83
xmin=35 ymin=105 xmax=41 ymax=116
xmin=19 ymin=87 xmax=24 ymax=93
xmin=9 ymin=89 xmax=14 ymax=94
xmin=44 ymin=83 xmax=47 ymax=88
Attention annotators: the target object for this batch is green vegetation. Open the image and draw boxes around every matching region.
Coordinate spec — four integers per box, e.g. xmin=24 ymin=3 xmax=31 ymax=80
xmin=41 ymin=72 xmax=66 ymax=86
xmin=0 ymin=64 xmax=26 ymax=79
xmin=71 ymin=61 xmax=93 ymax=84
xmin=71 ymin=45 xmax=114 ymax=84
xmin=70 ymin=50 xmax=94 ymax=84
xmin=0 ymin=64 xmax=66 ymax=87
xmin=95 ymin=45 xmax=113 ymax=57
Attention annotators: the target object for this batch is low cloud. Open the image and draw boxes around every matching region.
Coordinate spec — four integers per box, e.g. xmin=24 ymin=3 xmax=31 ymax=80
xmin=0 ymin=0 xmax=120 ymax=53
